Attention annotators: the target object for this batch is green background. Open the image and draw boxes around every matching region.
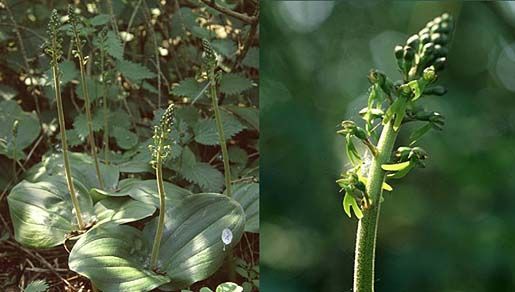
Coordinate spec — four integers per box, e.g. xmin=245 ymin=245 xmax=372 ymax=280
xmin=261 ymin=1 xmax=515 ymax=291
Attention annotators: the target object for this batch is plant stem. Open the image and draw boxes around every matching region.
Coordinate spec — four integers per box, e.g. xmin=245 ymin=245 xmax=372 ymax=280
xmin=76 ymin=48 xmax=104 ymax=189
xmin=51 ymin=63 xmax=85 ymax=230
xmin=100 ymin=48 xmax=109 ymax=165
xmin=150 ymin=148 xmax=166 ymax=270
xmin=209 ymin=70 xmax=232 ymax=197
xmin=12 ymin=137 xmax=17 ymax=182
xmin=354 ymin=122 xmax=398 ymax=292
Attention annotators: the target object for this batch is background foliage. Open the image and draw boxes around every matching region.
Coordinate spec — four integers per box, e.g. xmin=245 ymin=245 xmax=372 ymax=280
xmin=261 ymin=1 xmax=515 ymax=291
xmin=0 ymin=0 xmax=258 ymax=290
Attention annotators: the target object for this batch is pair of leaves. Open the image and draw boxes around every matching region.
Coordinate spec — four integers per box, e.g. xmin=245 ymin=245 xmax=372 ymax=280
xmin=69 ymin=193 xmax=246 ymax=292
xmin=25 ymin=152 xmax=120 ymax=191
xmin=7 ymin=175 xmax=155 ymax=248
xmin=231 ymin=183 xmax=259 ymax=233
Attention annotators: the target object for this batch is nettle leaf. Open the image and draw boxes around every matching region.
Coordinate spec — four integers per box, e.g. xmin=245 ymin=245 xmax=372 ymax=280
xmin=7 ymin=176 xmax=94 ymax=248
xmin=194 ymin=111 xmax=246 ymax=145
xmin=75 ymin=77 xmax=101 ymax=103
xmin=69 ymin=193 xmax=245 ymax=291
xmin=0 ymin=100 xmax=41 ymax=160
xmin=112 ymin=126 xmax=139 ymax=150
xmin=24 ymin=280 xmax=49 ymax=292
xmin=219 ymin=73 xmax=253 ymax=95
xmin=171 ymin=78 xmax=208 ymax=100
xmin=224 ymin=105 xmax=259 ymax=130
xmin=231 ymin=183 xmax=259 ymax=233
xmin=89 ymin=14 xmax=111 ymax=26
xmin=44 ymin=61 xmax=79 ymax=86
xmin=106 ymin=30 xmax=124 ymax=60
xmin=179 ymin=147 xmax=224 ymax=192
xmin=211 ymin=39 xmax=237 ymax=58
xmin=117 ymin=60 xmax=156 ymax=83
xmin=25 ymin=152 xmax=120 ymax=191
xmin=242 ymin=47 xmax=259 ymax=69
xmin=72 ymin=112 xmax=103 ymax=139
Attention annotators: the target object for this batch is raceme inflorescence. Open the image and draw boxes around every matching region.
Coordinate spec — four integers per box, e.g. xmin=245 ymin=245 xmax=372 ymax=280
xmin=336 ymin=13 xmax=454 ymax=292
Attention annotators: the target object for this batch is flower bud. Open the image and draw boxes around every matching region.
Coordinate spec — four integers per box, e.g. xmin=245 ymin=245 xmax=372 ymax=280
xmin=406 ymin=34 xmax=419 ymax=48
xmin=403 ymin=46 xmax=415 ymax=61
xmin=419 ymin=28 xmax=430 ymax=36
xmin=422 ymin=42 xmax=434 ymax=55
xmin=420 ymin=33 xmax=431 ymax=44
xmin=423 ymin=85 xmax=447 ymax=96
xmin=394 ymin=45 xmax=404 ymax=59
xmin=433 ymin=57 xmax=446 ymax=71
xmin=433 ymin=44 xmax=448 ymax=57
xmin=431 ymin=33 xmax=448 ymax=45
xmin=422 ymin=67 xmax=437 ymax=83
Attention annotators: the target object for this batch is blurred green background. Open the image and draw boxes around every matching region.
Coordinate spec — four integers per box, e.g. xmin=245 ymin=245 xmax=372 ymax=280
xmin=260 ymin=1 xmax=515 ymax=291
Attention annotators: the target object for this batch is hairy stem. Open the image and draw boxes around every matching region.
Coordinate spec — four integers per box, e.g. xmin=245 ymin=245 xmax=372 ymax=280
xmin=51 ymin=62 xmax=85 ymax=230
xmin=209 ymin=70 xmax=232 ymax=196
xmin=75 ymin=47 xmax=104 ymax=189
xmin=12 ymin=136 xmax=17 ymax=182
xmin=150 ymin=149 xmax=166 ymax=269
xmin=354 ymin=122 xmax=398 ymax=292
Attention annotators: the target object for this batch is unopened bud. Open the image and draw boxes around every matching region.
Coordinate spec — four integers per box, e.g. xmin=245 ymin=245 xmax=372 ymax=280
xmin=422 ymin=67 xmax=437 ymax=82
xmin=433 ymin=57 xmax=446 ymax=71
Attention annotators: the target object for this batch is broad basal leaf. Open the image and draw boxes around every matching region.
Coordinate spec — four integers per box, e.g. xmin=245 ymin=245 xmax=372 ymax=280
xmin=231 ymin=183 xmax=259 ymax=233
xmin=25 ymin=152 xmax=120 ymax=191
xmin=94 ymin=178 xmax=191 ymax=208
xmin=94 ymin=197 xmax=156 ymax=225
xmin=69 ymin=193 xmax=245 ymax=291
xmin=7 ymin=176 xmax=94 ymax=248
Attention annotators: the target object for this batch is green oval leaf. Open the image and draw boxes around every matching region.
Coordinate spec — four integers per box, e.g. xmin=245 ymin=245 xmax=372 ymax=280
xmin=7 ymin=176 xmax=94 ymax=248
xmin=231 ymin=182 xmax=259 ymax=233
xmin=69 ymin=194 xmax=246 ymax=291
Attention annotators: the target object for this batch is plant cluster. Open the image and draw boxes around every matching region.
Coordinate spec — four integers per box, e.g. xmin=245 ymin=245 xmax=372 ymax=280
xmin=0 ymin=1 xmax=259 ymax=291
xmin=336 ymin=13 xmax=454 ymax=292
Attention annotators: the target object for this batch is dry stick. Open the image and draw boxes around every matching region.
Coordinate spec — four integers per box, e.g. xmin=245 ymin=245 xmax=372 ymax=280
xmin=122 ymin=0 xmax=143 ymax=52
xmin=2 ymin=0 xmax=41 ymax=116
xmin=4 ymin=240 xmax=75 ymax=290
xmin=143 ymin=0 xmax=162 ymax=108
xmin=233 ymin=6 xmax=259 ymax=70
xmin=199 ymin=0 xmax=257 ymax=24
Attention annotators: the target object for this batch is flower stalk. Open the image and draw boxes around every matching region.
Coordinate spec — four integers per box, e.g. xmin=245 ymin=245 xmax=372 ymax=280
xmin=203 ymin=39 xmax=232 ymax=197
xmin=148 ymin=103 xmax=175 ymax=270
xmin=45 ymin=9 xmax=85 ymax=230
xmin=68 ymin=6 xmax=104 ymax=189
xmin=337 ymin=13 xmax=454 ymax=292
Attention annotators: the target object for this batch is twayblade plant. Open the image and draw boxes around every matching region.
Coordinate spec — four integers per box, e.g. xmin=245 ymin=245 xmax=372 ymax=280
xmin=68 ymin=101 xmax=245 ymax=291
xmin=203 ymin=39 xmax=232 ymax=197
xmin=45 ymin=9 xmax=85 ymax=230
xmin=68 ymin=6 xmax=104 ymax=189
xmin=148 ymin=103 xmax=176 ymax=270
xmin=336 ymin=14 xmax=454 ymax=292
